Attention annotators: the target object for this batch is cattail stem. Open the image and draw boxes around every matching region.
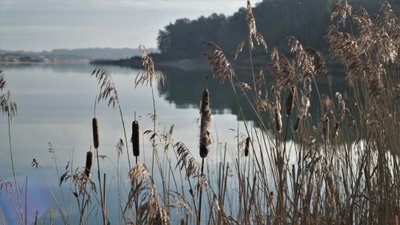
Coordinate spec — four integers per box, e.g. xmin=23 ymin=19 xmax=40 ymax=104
xmin=49 ymin=208 xmax=53 ymax=225
xmin=197 ymin=158 xmax=205 ymax=225
xmin=103 ymin=173 xmax=107 ymax=223
xmin=96 ymin=149 xmax=106 ymax=225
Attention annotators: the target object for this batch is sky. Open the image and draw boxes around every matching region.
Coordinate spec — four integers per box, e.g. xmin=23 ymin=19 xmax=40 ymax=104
xmin=0 ymin=0 xmax=263 ymax=51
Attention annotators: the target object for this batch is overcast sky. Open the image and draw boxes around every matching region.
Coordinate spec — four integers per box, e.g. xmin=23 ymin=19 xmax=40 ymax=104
xmin=0 ymin=0 xmax=262 ymax=51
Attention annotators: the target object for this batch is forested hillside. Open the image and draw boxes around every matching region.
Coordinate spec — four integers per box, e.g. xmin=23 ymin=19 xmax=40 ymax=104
xmin=157 ymin=0 xmax=393 ymax=58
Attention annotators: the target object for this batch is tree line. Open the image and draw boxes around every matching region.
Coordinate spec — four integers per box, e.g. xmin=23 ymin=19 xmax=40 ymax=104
xmin=157 ymin=0 xmax=395 ymax=59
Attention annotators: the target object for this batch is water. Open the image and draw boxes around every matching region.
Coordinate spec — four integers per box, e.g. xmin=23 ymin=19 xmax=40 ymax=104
xmin=0 ymin=63 xmax=351 ymax=224
xmin=0 ymin=63 xmax=250 ymax=224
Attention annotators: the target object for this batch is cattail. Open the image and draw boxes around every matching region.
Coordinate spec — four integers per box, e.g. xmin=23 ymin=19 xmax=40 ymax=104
xmin=92 ymin=117 xmax=99 ymax=149
xmin=294 ymin=117 xmax=301 ymax=132
xmin=285 ymin=86 xmax=296 ymax=116
xmin=132 ymin=120 xmax=140 ymax=157
xmin=244 ymin=137 xmax=251 ymax=157
xmin=85 ymin=151 xmax=93 ymax=177
xmin=322 ymin=114 xmax=330 ymax=141
xmin=369 ymin=72 xmax=384 ymax=97
xmin=332 ymin=92 xmax=346 ymax=139
xmin=200 ymin=88 xmax=211 ymax=158
xmin=336 ymin=92 xmax=346 ymax=121
xmin=333 ymin=122 xmax=340 ymax=139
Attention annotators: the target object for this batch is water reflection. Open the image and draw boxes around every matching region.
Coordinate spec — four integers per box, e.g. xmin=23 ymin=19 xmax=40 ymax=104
xmin=159 ymin=66 xmax=348 ymax=135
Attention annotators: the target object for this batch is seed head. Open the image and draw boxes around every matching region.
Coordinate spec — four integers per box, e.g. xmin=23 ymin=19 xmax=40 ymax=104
xmin=322 ymin=114 xmax=330 ymax=141
xmin=200 ymin=88 xmax=212 ymax=158
xmin=92 ymin=117 xmax=99 ymax=149
xmin=205 ymin=42 xmax=235 ymax=83
xmin=132 ymin=120 xmax=140 ymax=157
xmin=244 ymin=137 xmax=251 ymax=157
xmin=85 ymin=151 xmax=93 ymax=177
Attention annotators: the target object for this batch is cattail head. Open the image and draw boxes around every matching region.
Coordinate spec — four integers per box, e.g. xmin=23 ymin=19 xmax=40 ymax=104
xmin=92 ymin=117 xmax=99 ymax=149
xmin=200 ymin=88 xmax=211 ymax=158
xmin=294 ymin=117 xmax=301 ymax=132
xmin=244 ymin=137 xmax=251 ymax=157
xmin=333 ymin=122 xmax=340 ymax=140
xmin=322 ymin=113 xmax=330 ymax=141
xmin=85 ymin=151 xmax=93 ymax=177
xmin=132 ymin=120 xmax=140 ymax=157
xmin=285 ymin=86 xmax=296 ymax=116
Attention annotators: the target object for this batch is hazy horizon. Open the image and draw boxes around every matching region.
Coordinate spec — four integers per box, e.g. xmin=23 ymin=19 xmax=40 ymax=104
xmin=0 ymin=0 xmax=262 ymax=52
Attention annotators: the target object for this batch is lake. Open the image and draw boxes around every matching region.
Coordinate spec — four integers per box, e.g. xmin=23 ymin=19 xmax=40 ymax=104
xmin=0 ymin=62 xmax=355 ymax=225
xmin=0 ymin=63 xmax=258 ymax=224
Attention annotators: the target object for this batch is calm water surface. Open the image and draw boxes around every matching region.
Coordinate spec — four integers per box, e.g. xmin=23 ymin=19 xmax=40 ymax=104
xmin=0 ymin=63 xmax=250 ymax=224
xmin=0 ymin=63 xmax=349 ymax=224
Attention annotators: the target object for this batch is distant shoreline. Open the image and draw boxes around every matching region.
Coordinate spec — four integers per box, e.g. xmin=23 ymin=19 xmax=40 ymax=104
xmin=91 ymin=55 xmax=210 ymax=71
xmin=0 ymin=55 xmax=90 ymax=64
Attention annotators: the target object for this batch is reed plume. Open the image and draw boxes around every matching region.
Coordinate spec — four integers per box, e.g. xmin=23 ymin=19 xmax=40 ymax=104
xmin=135 ymin=44 xmax=165 ymax=87
xmin=175 ymin=142 xmax=198 ymax=178
xmin=205 ymin=42 xmax=235 ymax=83
xmin=1 ymin=90 xmax=17 ymax=118
xmin=199 ymin=88 xmax=211 ymax=158
xmin=91 ymin=68 xmax=119 ymax=108
xmin=1 ymin=72 xmax=17 ymax=117
xmin=330 ymin=0 xmax=352 ymax=26
xmin=246 ymin=0 xmax=267 ymax=50
xmin=270 ymin=48 xmax=284 ymax=133
xmin=0 ymin=71 xmax=6 ymax=91
xmin=274 ymin=97 xmax=282 ymax=133
xmin=294 ymin=77 xmax=312 ymax=131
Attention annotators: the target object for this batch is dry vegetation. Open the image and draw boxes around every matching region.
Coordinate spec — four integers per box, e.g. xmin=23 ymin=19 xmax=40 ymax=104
xmin=2 ymin=0 xmax=400 ymax=224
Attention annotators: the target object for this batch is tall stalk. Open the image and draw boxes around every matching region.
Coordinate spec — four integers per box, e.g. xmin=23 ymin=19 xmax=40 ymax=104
xmin=197 ymin=158 xmax=205 ymax=225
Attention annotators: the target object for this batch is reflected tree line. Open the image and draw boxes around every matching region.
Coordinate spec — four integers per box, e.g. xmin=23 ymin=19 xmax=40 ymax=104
xmin=158 ymin=67 xmax=347 ymax=136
